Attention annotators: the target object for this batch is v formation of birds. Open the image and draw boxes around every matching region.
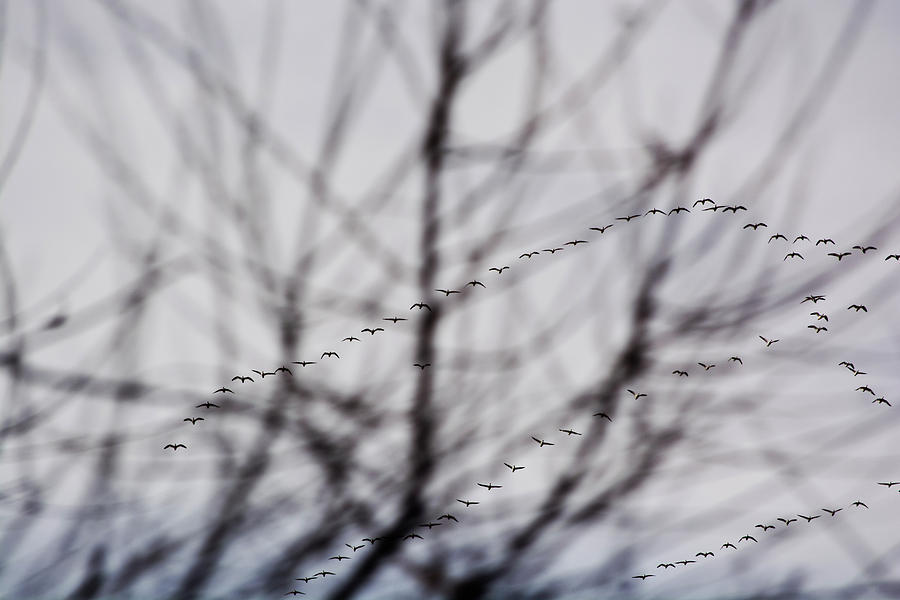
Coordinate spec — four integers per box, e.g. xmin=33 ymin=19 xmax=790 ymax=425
xmin=165 ymin=199 xmax=898 ymax=595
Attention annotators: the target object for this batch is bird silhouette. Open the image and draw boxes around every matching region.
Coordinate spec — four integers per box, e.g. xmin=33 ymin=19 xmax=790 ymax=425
xmin=404 ymin=533 xmax=424 ymax=540
xmin=616 ymin=214 xmax=640 ymax=222
xmin=383 ymin=316 xmax=408 ymax=323
xmin=231 ymin=375 xmax=254 ymax=383
xmin=251 ymin=369 xmax=275 ymax=378
xmin=702 ymin=204 xmax=723 ymax=212
xmin=696 ymin=551 xmax=715 ymax=558
xmin=519 ymin=252 xmax=540 ymax=259
xmin=768 ymin=233 xmax=788 ymax=243
xmin=465 ymin=280 xmax=486 ymax=288
xmin=721 ymin=542 xmax=737 ymax=549
xmin=343 ymin=336 xmax=361 ymax=342
xmin=853 ymin=245 xmax=877 ymax=253
xmin=275 ymin=365 xmax=292 ymax=375
xmin=797 ymin=514 xmax=820 ymax=523
xmin=793 ymin=235 xmax=810 ymax=243
xmin=559 ymin=428 xmax=582 ymax=436
xmin=531 ymin=436 xmax=554 ymax=447
xmin=196 ymin=402 xmax=219 ymax=409
xmin=164 ymin=443 xmax=187 ymax=451
xmin=362 ymin=537 xmax=383 ymax=544
xmin=504 ymin=463 xmax=525 ymax=472
xmin=828 ymin=251 xmax=852 ymax=261
xmin=419 ymin=522 xmax=442 ymax=530
xmin=816 ymin=238 xmax=836 ymax=246
xmin=851 ymin=501 xmax=868 ymax=508
xmin=488 ymin=266 xmax=509 ymax=274
xmin=295 ymin=576 xmax=317 ymax=583
xmin=345 ymin=543 xmax=366 ymax=552
xmin=632 ymin=574 xmax=654 ymax=580
xmin=456 ymin=499 xmax=479 ymax=507
xmin=543 ymin=247 xmax=564 ymax=254
xmin=801 ymin=295 xmax=826 ymax=303
xmin=729 ymin=356 xmax=743 ymax=364
xmin=657 ymin=563 xmax=675 ymax=569
xmin=184 ymin=417 xmax=204 ymax=425
xmin=847 ymin=304 xmax=868 ymax=312
xmin=839 ymin=361 xmax=855 ymax=369
xmin=743 ymin=222 xmax=767 ymax=230
xmin=644 ymin=208 xmax=666 ymax=216
xmin=283 ymin=591 xmax=305 ymax=596
xmin=321 ymin=351 xmax=340 ymax=359
xmin=822 ymin=508 xmax=843 ymax=516
xmin=413 ymin=363 xmax=431 ymax=370
xmin=697 ymin=362 xmax=715 ymax=370
xmin=873 ymin=397 xmax=892 ymax=406
xmin=856 ymin=386 xmax=875 ymax=395
xmin=361 ymin=327 xmax=385 ymax=335
xmin=759 ymin=336 xmax=779 ymax=347
xmin=627 ymin=389 xmax=647 ymax=399
xmin=435 ymin=288 xmax=461 ymax=295
xmin=213 ymin=387 xmax=234 ymax=394
xmin=850 ymin=368 xmax=867 ymax=376
xmin=886 ymin=254 xmax=900 ymax=261
xmin=693 ymin=198 xmax=714 ymax=207
xmin=723 ymin=205 xmax=748 ymax=213
xmin=593 ymin=412 xmax=612 ymax=421
xmin=410 ymin=302 xmax=432 ymax=311
xmin=675 ymin=559 xmax=697 ymax=565
xmin=329 ymin=555 xmax=350 ymax=561
xmin=784 ymin=252 xmax=804 ymax=261
xmin=590 ymin=224 xmax=615 ymax=233
xmin=315 ymin=571 xmax=335 ymax=578
xmin=668 ymin=206 xmax=690 ymax=214
xmin=807 ymin=325 xmax=827 ymax=333
xmin=740 ymin=535 xmax=758 ymax=542
xmin=477 ymin=482 xmax=502 ymax=490
xmin=437 ymin=514 xmax=458 ymax=522
xmin=292 ymin=361 xmax=316 ymax=367
xmin=755 ymin=524 xmax=775 ymax=531
xmin=777 ymin=517 xmax=797 ymax=526
xmin=810 ymin=312 xmax=828 ymax=321
xmin=672 ymin=370 xmax=689 ymax=376
xmin=565 ymin=239 xmax=589 ymax=246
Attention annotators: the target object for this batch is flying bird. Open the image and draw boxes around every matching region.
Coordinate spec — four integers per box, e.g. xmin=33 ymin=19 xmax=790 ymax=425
xmin=343 ymin=336 xmax=361 ymax=342
xmin=627 ymin=389 xmax=647 ymax=399
xmin=822 ymin=508 xmax=843 ymax=516
xmin=403 ymin=533 xmax=423 ymax=540
xmin=632 ymin=574 xmax=654 ymax=580
xmin=435 ymin=288 xmax=461 ymax=296
xmin=807 ymin=325 xmax=827 ymax=333
xmin=543 ymin=247 xmax=564 ymax=254
xmin=292 ymin=361 xmax=316 ymax=367
xmin=768 ymin=233 xmax=787 ymax=243
xmin=504 ymin=463 xmax=525 ymax=472
xmin=275 ymin=365 xmax=292 ymax=375
xmin=784 ymin=252 xmax=804 ymax=261
xmin=362 ymin=537 xmax=383 ymax=544
xmin=329 ymin=555 xmax=350 ymax=561
xmin=565 ymin=239 xmax=589 ymax=246
xmin=296 ymin=576 xmax=317 ymax=583
xmin=721 ymin=542 xmax=737 ymax=549
xmin=873 ymin=397 xmax=892 ymax=406
xmin=797 ymin=514 xmax=821 ymax=523
xmin=755 ymin=524 xmax=775 ymax=531
xmin=213 ymin=387 xmax=234 ymax=394
xmin=702 ymin=204 xmax=723 ymax=212
xmin=315 ymin=571 xmax=335 ymax=578
xmin=531 ymin=436 xmax=555 ymax=447
xmin=593 ymin=412 xmax=612 ymax=421
xmin=477 ymin=482 xmax=502 ymax=490
xmin=321 ymin=351 xmax=340 ymax=359
xmin=729 ymin=356 xmax=743 ymax=364
xmin=645 ymin=208 xmax=666 ymax=216
xmin=816 ymin=238 xmax=836 ymax=246
xmin=164 ymin=443 xmax=187 ymax=451
xmin=850 ymin=368 xmax=867 ymax=376
xmin=616 ymin=214 xmax=640 ymax=222
xmin=657 ymin=563 xmax=676 ymax=569
xmin=853 ymin=245 xmax=877 ymax=253
xmin=196 ymin=402 xmax=219 ymax=409
xmin=886 ymin=254 xmax=900 ymax=261
xmin=847 ymin=304 xmax=867 ymax=312
xmin=675 ymin=559 xmax=697 ymax=565
xmin=693 ymin=198 xmax=714 ymax=206
xmin=828 ymin=252 xmax=851 ymax=261
xmin=668 ymin=206 xmax=690 ymax=214
xmin=877 ymin=482 xmax=899 ymax=487
xmin=519 ymin=252 xmax=540 ymax=259
xmin=437 ymin=514 xmax=459 ymax=522
xmin=739 ymin=535 xmax=758 ymax=543
xmin=810 ymin=312 xmax=828 ymax=321
xmin=759 ymin=336 xmax=779 ymax=347
xmin=793 ymin=235 xmax=810 ymax=243
xmin=801 ymin=295 xmax=826 ymax=303
xmin=346 ymin=543 xmax=365 ymax=552
xmin=697 ymin=362 xmax=715 ymax=370
xmin=856 ymin=386 xmax=875 ymax=395
xmin=251 ymin=369 xmax=274 ymax=378
xmin=413 ymin=363 xmax=431 ymax=370
xmin=465 ymin=280 xmax=486 ymax=288
xmin=743 ymin=222 xmax=767 ymax=230
xmin=456 ymin=499 xmax=479 ymax=507
xmin=284 ymin=591 xmax=305 ymax=596
xmin=559 ymin=428 xmax=582 ymax=436
xmin=383 ymin=316 xmax=408 ymax=323
xmin=410 ymin=302 xmax=432 ymax=311
xmin=839 ymin=361 xmax=855 ymax=369
xmin=231 ymin=375 xmax=254 ymax=383
xmin=590 ymin=224 xmax=614 ymax=233
xmin=851 ymin=501 xmax=868 ymax=508
xmin=777 ymin=517 xmax=797 ymax=526
xmin=696 ymin=551 xmax=715 ymax=558
xmin=488 ymin=266 xmax=509 ymax=274
xmin=723 ymin=205 xmax=748 ymax=213
xmin=419 ymin=522 xmax=442 ymax=530
xmin=184 ymin=417 xmax=204 ymax=425
xmin=672 ymin=370 xmax=689 ymax=376
xmin=361 ymin=327 xmax=385 ymax=335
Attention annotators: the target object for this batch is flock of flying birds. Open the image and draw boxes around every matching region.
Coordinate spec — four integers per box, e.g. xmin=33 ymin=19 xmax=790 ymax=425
xmin=164 ymin=198 xmax=898 ymax=596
